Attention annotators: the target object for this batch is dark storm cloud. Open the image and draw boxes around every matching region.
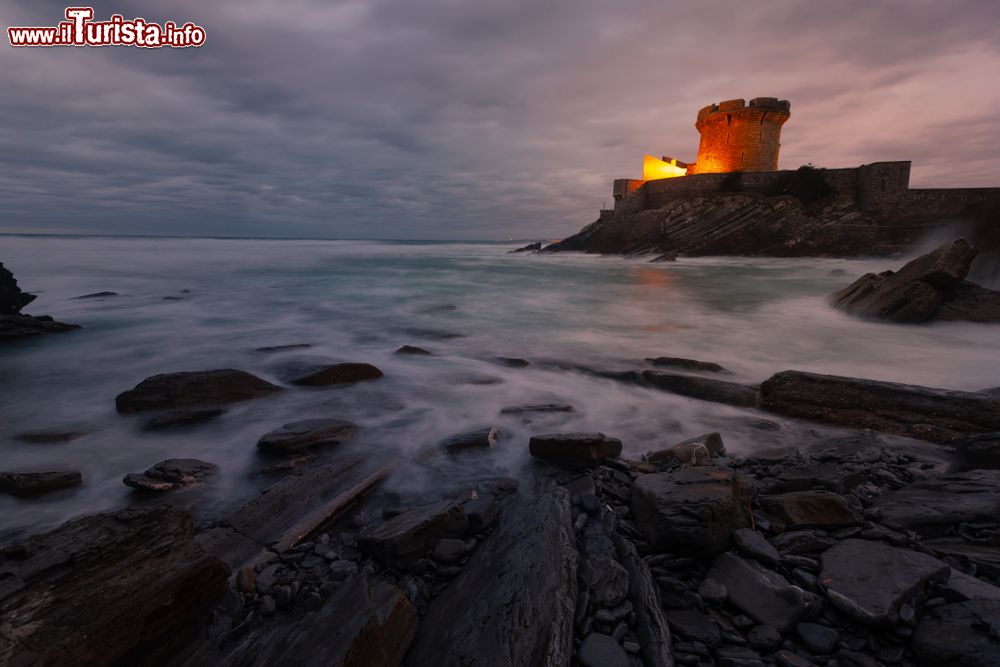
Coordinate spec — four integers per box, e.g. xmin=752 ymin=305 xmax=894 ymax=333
xmin=2 ymin=0 xmax=1000 ymax=238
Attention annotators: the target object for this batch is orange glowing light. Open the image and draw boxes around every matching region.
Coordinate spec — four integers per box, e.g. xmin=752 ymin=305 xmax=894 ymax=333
xmin=642 ymin=155 xmax=687 ymax=181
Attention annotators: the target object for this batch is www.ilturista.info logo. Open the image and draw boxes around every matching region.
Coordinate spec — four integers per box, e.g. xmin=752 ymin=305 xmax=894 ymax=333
xmin=8 ymin=7 xmax=206 ymax=48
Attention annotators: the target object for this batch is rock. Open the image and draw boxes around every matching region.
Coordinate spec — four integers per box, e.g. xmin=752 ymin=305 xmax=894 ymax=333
xmin=579 ymin=515 xmax=629 ymax=609
xmin=954 ymin=433 xmax=1000 ymax=470
xmin=254 ymin=343 xmax=312 ymax=352
xmin=115 ymin=369 xmax=282 ymax=413
xmin=796 ymin=622 xmax=840 ymax=654
xmin=747 ymin=446 xmax=801 ymax=463
xmin=0 ymin=470 xmax=82 ymax=496
xmin=612 ymin=533 xmax=673 ymax=667
xmin=0 ymin=506 xmax=228 ymax=665
xmin=871 ymin=469 xmax=1000 ymax=534
xmin=290 ymin=362 xmax=384 ymax=386
xmin=404 ymin=486 xmax=577 ymax=667
xmin=257 ymin=418 xmax=360 ymax=454
xmin=699 ymin=578 xmax=728 ymax=604
xmin=402 ymin=327 xmax=465 ymax=340
xmin=837 ymin=650 xmax=879 ymax=667
xmin=831 ymin=239 xmax=1000 ymax=323
xmin=912 ymin=600 xmax=1000 ymax=667
xmin=645 ymin=356 xmax=730 ymax=373
xmin=760 ymin=370 xmax=1000 ymax=444
xmin=631 ymin=468 xmax=754 ymax=556
xmin=707 ymin=552 xmax=812 ymax=632
xmin=0 ymin=261 xmax=37 ymax=314
xmin=770 ymin=530 xmax=838 ymax=555
xmin=714 ymin=645 xmax=766 ymax=667
xmin=766 ymin=463 xmax=865 ymax=494
xmin=463 ymin=493 xmax=497 ymax=532
xmin=646 ymin=432 xmax=725 ymax=464
xmin=734 ymin=528 xmax=782 ymax=567
xmin=143 ymin=408 xmax=225 ymax=431
xmin=775 ymin=651 xmax=817 ymax=667
xmin=493 ymin=356 xmax=531 ymax=368
xmin=578 ymin=632 xmax=630 ymax=667
xmin=441 ymin=426 xmax=501 ymax=453
xmin=72 ymin=291 xmax=119 ymax=299
xmin=501 ymin=402 xmax=573 ymax=413
xmin=12 ymin=429 xmax=87 ymax=444
xmin=431 ymin=538 xmax=469 ymax=563
xmin=123 ymin=458 xmax=217 ymax=492
xmin=758 ymin=491 xmax=863 ymax=528
xmin=223 ymin=571 xmax=417 ymax=666
xmin=359 ymin=499 xmax=469 ymax=567
xmin=395 ymin=345 xmax=432 ymax=355
xmin=819 ymin=539 xmax=950 ymax=625
xmin=509 ymin=242 xmax=542 ymax=253
xmin=641 ymin=370 xmax=758 ymax=407
xmin=941 ymin=570 xmax=1000 ymax=602
xmin=668 ymin=609 xmax=722 ymax=648
xmin=0 ymin=313 xmax=80 ymax=340
xmin=747 ymin=625 xmax=782 ymax=652
xmin=529 ymin=433 xmax=623 ymax=465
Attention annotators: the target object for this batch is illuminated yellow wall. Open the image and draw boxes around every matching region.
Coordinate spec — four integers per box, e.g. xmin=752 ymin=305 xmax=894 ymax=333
xmin=643 ymin=155 xmax=687 ymax=181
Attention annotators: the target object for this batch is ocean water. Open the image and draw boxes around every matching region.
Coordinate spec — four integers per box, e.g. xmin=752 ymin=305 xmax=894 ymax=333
xmin=2 ymin=235 xmax=999 ymax=537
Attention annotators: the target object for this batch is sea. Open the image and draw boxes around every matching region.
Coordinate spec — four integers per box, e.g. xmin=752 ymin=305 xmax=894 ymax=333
xmin=2 ymin=235 xmax=999 ymax=538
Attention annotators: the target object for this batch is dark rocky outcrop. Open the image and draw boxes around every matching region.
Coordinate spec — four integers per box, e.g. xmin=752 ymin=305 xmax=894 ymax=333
xmin=509 ymin=242 xmax=542 ymax=253
xmin=0 ymin=505 xmax=229 ymax=665
xmin=831 ymin=239 xmax=1000 ymax=323
xmin=0 ymin=262 xmax=36 ymax=314
xmin=642 ymin=370 xmax=758 ymax=408
xmin=759 ymin=370 xmax=1000 ymax=444
xmin=395 ymin=345 xmax=432 ymax=355
xmin=645 ymin=356 xmax=730 ymax=373
xmin=529 ymin=433 xmax=623 ymax=465
xmin=0 ymin=313 xmax=80 ymax=340
xmin=0 ymin=470 xmax=82 ymax=496
xmin=123 ymin=458 xmax=217 ymax=492
xmin=289 ymin=362 xmax=384 ymax=386
xmin=116 ymin=369 xmax=282 ymax=413
xmin=256 ymin=418 xmax=360 ymax=454
xmin=72 ymin=291 xmax=119 ymax=299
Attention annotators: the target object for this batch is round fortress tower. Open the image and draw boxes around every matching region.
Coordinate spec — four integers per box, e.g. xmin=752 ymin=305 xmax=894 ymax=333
xmin=689 ymin=97 xmax=790 ymax=174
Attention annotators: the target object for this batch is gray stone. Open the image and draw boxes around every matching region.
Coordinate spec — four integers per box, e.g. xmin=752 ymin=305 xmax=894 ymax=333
xmin=758 ymin=491 xmax=863 ymax=528
xmin=646 ymin=432 xmax=725 ymax=465
xmin=747 ymin=625 xmax=781 ymax=652
xmin=668 ymin=609 xmax=722 ymax=648
xmin=0 ymin=470 xmax=82 ymax=496
xmin=734 ymin=528 xmax=782 ymax=567
xmin=529 ymin=432 xmax=623 ymax=464
xmin=578 ymin=632 xmax=630 ymax=667
xmin=940 ymin=570 xmax=1000 ymax=602
xmin=796 ymin=622 xmax=839 ymax=654
xmin=115 ymin=369 xmax=282 ymax=413
xmin=123 ymin=458 xmax=217 ymax=492
xmin=871 ymin=469 xmax=1000 ymax=534
xmin=359 ymin=499 xmax=469 ymax=567
xmin=432 ymin=538 xmax=469 ymax=563
xmin=698 ymin=578 xmax=728 ymax=604
xmin=770 ymin=530 xmax=838 ymax=555
xmin=463 ymin=493 xmax=497 ymax=532
xmin=912 ymin=600 xmax=1000 ymax=667
xmin=441 ymin=426 xmax=500 ymax=453
xmin=631 ymin=468 xmax=753 ymax=556
xmin=820 ymin=539 xmax=951 ymax=625
xmin=767 ymin=463 xmax=865 ymax=494
xmin=714 ymin=645 xmax=765 ymax=667
xmin=708 ymin=552 xmax=812 ymax=632
xmin=641 ymin=370 xmax=758 ymax=407
xmin=395 ymin=345 xmax=432 ymax=355
xmin=257 ymin=418 xmax=360 ymax=454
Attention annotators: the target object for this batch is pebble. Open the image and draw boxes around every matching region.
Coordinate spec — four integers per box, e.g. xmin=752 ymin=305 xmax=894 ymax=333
xmin=623 ymin=640 xmax=640 ymax=653
xmin=747 ymin=625 xmax=782 ymax=652
xmin=259 ymin=595 xmax=276 ymax=616
xmin=698 ymin=578 xmax=728 ymax=604
xmin=796 ymin=622 xmax=840 ymax=654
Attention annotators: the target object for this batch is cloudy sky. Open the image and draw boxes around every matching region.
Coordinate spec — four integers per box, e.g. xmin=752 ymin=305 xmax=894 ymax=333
xmin=3 ymin=0 xmax=1000 ymax=239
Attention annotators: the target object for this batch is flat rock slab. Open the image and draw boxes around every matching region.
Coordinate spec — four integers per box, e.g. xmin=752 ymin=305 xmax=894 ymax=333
xmin=359 ymin=499 xmax=469 ymax=567
xmin=645 ymin=356 xmax=730 ymax=373
xmin=143 ymin=408 xmax=225 ymax=431
xmin=0 ymin=470 xmax=81 ymax=496
xmin=290 ymin=363 xmax=384 ymax=386
xmin=0 ymin=313 xmax=80 ymax=340
xmin=256 ymin=418 xmax=360 ymax=454
xmin=819 ymin=539 xmax=950 ymax=625
xmin=707 ymin=552 xmax=812 ymax=632
xmin=871 ymin=469 xmax=1000 ymax=534
xmin=912 ymin=600 xmax=1000 ymax=667
xmin=0 ymin=506 xmax=229 ymax=665
xmin=404 ymin=486 xmax=576 ymax=667
xmin=529 ymin=432 xmax=622 ymax=465
xmin=631 ymin=468 xmax=753 ymax=556
xmin=221 ymin=571 xmax=417 ymax=667
xmin=766 ymin=463 xmax=866 ymax=494
xmin=441 ymin=426 xmax=500 ymax=453
xmin=641 ymin=370 xmax=758 ymax=407
xmin=759 ymin=370 xmax=1000 ymax=444
xmin=758 ymin=491 xmax=863 ymax=528
xmin=115 ymin=369 xmax=282 ymax=413
xmin=123 ymin=458 xmax=217 ymax=492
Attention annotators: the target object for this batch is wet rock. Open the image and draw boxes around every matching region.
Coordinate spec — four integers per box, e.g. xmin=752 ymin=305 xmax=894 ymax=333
xmin=123 ymin=458 xmax=217 ymax=492
xmin=714 ymin=645 xmax=765 ymax=667
xmin=256 ymin=418 xmax=360 ymax=454
xmin=405 ymin=486 xmax=577 ymax=667
xmin=0 ymin=470 xmax=82 ymax=496
xmin=0 ymin=313 xmax=80 ymax=340
xmin=529 ymin=432 xmax=623 ymax=465
xmin=747 ymin=625 xmax=782 ymax=652
xmin=12 ymin=429 xmax=87 ymax=444
xmin=509 ymin=242 xmax=542 ymax=253
xmin=831 ymin=239 xmax=1000 ymax=323
xmin=871 ymin=469 xmax=1000 ymax=533
xmin=493 ymin=356 xmax=530 ymax=368
xmin=770 ymin=530 xmax=838 ymax=555
xmin=612 ymin=533 xmax=673 ymax=667
xmin=501 ymin=402 xmax=573 ymax=413
xmin=699 ymin=578 xmax=728 ymax=604
xmin=766 ymin=463 xmax=865 ymax=494
xmin=708 ymin=552 xmax=812 ymax=632
xmin=734 ymin=528 xmax=782 ymax=567
xmin=254 ymin=343 xmax=312 ymax=353
xmin=290 ymin=362 xmax=384 ymax=386
xmin=578 ymin=632 xmax=629 ymax=667
xmin=668 ymin=609 xmax=722 ymax=648
xmin=395 ymin=345 xmax=432 ymax=355
xmin=72 ymin=291 xmax=118 ymax=299
xmin=747 ymin=446 xmax=801 ymax=463
xmin=580 ymin=521 xmax=629 ymax=609
xmin=143 ymin=408 xmax=224 ymax=431
xmin=359 ymin=499 xmax=469 ymax=567
xmin=775 ymin=651 xmax=817 ymax=667
xmin=646 ymin=432 xmax=725 ymax=465
xmin=0 ymin=506 xmax=228 ymax=665
xmin=819 ymin=539 xmax=950 ymax=625
xmin=115 ymin=369 xmax=282 ymax=413
xmin=463 ymin=493 xmax=497 ymax=532
xmin=954 ymin=432 xmax=1000 ymax=470
xmin=941 ymin=570 xmax=1000 ymax=602
xmin=432 ymin=538 xmax=470 ymax=563
xmin=645 ymin=356 xmax=730 ymax=373
xmin=641 ymin=370 xmax=758 ymax=407
xmin=759 ymin=370 xmax=1000 ymax=444
xmin=441 ymin=426 xmax=501 ymax=453
xmin=758 ymin=491 xmax=863 ymax=528
xmin=796 ymin=622 xmax=840 ymax=654
xmin=912 ymin=599 xmax=1000 ymax=667
xmin=0 ymin=261 xmax=37 ymax=314
xmin=632 ymin=468 xmax=753 ymax=556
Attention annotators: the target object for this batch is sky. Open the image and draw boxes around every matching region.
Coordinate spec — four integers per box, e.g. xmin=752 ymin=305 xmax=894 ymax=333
xmin=3 ymin=0 xmax=1000 ymax=240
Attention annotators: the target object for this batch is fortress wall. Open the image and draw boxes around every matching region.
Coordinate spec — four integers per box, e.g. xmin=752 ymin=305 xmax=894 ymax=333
xmin=898 ymin=188 xmax=1000 ymax=217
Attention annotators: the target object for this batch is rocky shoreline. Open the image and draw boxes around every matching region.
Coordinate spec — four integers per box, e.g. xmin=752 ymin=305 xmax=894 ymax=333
xmin=2 ymin=347 xmax=999 ymax=667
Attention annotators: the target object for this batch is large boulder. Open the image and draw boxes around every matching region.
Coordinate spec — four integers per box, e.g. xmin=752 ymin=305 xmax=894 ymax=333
xmin=0 ymin=313 xmax=79 ymax=340
xmin=115 ymin=369 xmax=282 ymax=413
xmin=256 ymin=418 xmax=359 ymax=454
xmin=912 ymin=600 xmax=1000 ymax=667
xmin=0 ymin=506 xmax=229 ymax=665
xmin=871 ymin=469 xmax=1000 ymax=534
xmin=529 ymin=433 xmax=622 ymax=465
xmin=759 ymin=370 xmax=1000 ymax=444
xmin=831 ymin=238 xmax=1000 ymax=323
xmin=0 ymin=261 xmax=36 ymax=315
xmin=123 ymin=458 xmax=217 ymax=492
xmin=641 ymin=370 xmax=758 ymax=407
xmin=0 ymin=470 xmax=82 ymax=496
xmin=707 ymin=552 xmax=813 ymax=632
xmin=631 ymin=468 xmax=754 ymax=556
xmin=819 ymin=539 xmax=951 ymax=626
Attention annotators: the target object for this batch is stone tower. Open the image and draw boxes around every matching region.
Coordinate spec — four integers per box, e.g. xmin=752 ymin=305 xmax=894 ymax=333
xmin=689 ymin=97 xmax=790 ymax=174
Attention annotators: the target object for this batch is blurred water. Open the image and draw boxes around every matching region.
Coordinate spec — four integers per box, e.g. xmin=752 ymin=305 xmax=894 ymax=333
xmin=2 ymin=235 xmax=998 ymax=536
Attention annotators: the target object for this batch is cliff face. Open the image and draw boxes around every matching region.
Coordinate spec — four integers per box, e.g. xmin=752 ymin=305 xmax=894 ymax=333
xmin=552 ymin=193 xmax=991 ymax=258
